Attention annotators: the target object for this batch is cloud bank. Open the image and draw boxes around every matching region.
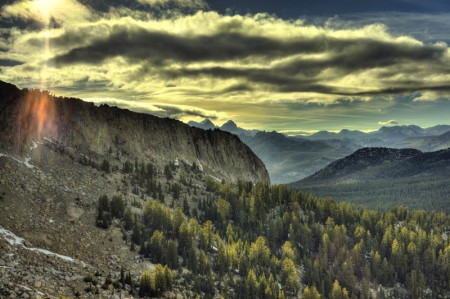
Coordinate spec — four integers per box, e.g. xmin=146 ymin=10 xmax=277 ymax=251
xmin=1 ymin=1 xmax=450 ymax=131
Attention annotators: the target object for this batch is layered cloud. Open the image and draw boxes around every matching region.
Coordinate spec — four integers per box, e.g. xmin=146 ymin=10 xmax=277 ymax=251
xmin=1 ymin=1 xmax=450 ymax=131
xmin=17 ymin=12 xmax=450 ymax=98
xmin=84 ymin=97 xmax=229 ymax=121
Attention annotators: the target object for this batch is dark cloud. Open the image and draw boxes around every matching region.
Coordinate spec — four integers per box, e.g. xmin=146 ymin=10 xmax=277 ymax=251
xmin=207 ymin=0 xmax=450 ymax=18
xmin=51 ymin=22 xmax=445 ymax=67
xmin=0 ymin=58 xmax=23 ymax=66
xmin=161 ymin=66 xmax=450 ymax=97
xmin=77 ymin=0 xmax=206 ymax=14
xmin=52 ymin=27 xmax=336 ymax=65
xmin=46 ymin=21 xmax=450 ymax=97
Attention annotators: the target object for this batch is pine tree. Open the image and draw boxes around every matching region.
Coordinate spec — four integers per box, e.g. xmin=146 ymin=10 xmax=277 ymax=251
xmin=330 ymin=280 xmax=349 ymax=299
xmin=302 ymin=286 xmax=321 ymax=299
xmin=246 ymin=269 xmax=259 ymax=299
xmin=280 ymin=257 xmax=299 ymax=294
xmin=166 ymin=239 xmax=179 ymax=268
xmin=139 ymin=270 xmax=152 ymax=297
xmin=123 ymin=207 xmax=133 ymax=230
xmin=96 ymin=195 xmax=112 ymax=229
xmin=148 ymin=230 xmax=166 ymax=262
xmin=132 ymin=223 xmax=141 ymax=244
xmin=110 ymin=194 xmax=125 ymax=219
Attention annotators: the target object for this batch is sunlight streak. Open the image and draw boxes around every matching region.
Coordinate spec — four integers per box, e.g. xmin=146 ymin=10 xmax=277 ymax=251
xmin=33 ymin=0 xmax=58 ymax=23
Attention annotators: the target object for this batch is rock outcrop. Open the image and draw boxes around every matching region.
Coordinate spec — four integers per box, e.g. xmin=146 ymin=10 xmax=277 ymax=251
xmin=0 ymin=81 xmax=269 ymax=183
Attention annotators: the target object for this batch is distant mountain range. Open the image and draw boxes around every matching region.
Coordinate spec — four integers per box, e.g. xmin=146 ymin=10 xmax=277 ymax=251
xmin=305 ymin=125 xmax=450 ymax=142
xmin=187 ymin=119 xmax=260 ymax=137
xmin=291 ymin=147 xmax=450 ymax=211
xmin=187 ymin=119 xmax=450 ymax=183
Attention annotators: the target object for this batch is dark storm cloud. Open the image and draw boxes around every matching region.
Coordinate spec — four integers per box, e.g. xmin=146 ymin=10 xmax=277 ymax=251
xmin=77 ymin=0 xmax=207 ymax=13
xmin=46 ymin=20 xmax=450 ymax=97
xmin=0 ymin=58 xmax=23 ymax=66
xmin=52 ymin=24 xmax=446 ymax=67
xmin=51 ymin=27 xmax=335 ymax=65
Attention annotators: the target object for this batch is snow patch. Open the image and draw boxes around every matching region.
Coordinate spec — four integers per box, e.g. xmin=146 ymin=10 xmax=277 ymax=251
xmin=0 ymin=152 xmax=34 ymax=169
xmin=196 ymin=159 xmax=203 ymax=171
xmin=19 ymin=285 xmax=32 ymax=292
xmin=210 ymin=175 xmax=221 ymax=182
xmin=0 ymin=226 xmax=78 ymax=263
xmin=24 ymin=157 xmax=34 ymax=169
xmin=30 ymin=141 xmax=38 ymax=151
xmin=0 ymin=226 xmax=25 ymax=246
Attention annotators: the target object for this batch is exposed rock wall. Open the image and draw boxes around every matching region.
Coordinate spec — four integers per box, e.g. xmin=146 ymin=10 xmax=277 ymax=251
xmin=0 ymin=81 xmax=269 ymax=183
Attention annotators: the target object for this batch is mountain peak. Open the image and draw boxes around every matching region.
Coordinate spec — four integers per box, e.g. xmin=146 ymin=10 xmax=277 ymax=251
xmin=200 ymin=118 xmax=215 ymax=126
xmin=187 ymin=118 xmax=216 ymax=130
xmin=221 ymin=120 xmax=238 ymax=130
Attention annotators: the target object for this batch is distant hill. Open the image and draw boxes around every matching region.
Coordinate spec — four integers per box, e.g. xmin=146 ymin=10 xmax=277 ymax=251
xmin=291 ymin=147 xmax=450 ymax=211
xmin=397 ymin=130 xmax=450 ymax=152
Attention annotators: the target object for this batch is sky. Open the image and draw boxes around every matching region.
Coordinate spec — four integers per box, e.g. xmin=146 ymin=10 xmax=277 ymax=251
xmin=1 ymin=0 xmax=450 ymax=133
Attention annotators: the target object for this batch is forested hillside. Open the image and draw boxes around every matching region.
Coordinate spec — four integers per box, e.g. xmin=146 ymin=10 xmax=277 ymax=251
xmin=292 ymin=148 xmax=450 ymax=212
xmin=93 ymin=159 xmax=450 ymax=299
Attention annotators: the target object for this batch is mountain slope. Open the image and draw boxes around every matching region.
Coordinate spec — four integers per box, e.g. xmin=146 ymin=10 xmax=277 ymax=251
xmin=300 ymin=147 xmax=423 ymax=183
xmin=0 ymin=81 xmax=269 ymax=183
xmin=397 ymin=130 xmax=450 ymax=151
xmin=291 ymin=147 xmax=450 ymax=211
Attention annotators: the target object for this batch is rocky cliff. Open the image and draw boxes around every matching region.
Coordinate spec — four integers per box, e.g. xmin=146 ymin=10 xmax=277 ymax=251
xmin=0 ymin=81 xmax=269 ymax=183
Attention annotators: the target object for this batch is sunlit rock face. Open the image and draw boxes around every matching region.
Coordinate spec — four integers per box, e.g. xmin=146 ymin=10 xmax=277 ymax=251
xmin=0 ymin=81 xmax=269 ymax=183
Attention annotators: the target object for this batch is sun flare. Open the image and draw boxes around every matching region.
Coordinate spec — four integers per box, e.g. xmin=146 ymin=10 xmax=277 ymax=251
xmin=33 ymin=0 xmax=60 ymax=21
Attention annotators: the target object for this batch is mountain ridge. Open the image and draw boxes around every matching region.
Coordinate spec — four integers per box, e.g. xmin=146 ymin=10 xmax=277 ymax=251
xmin=291 ymin=146 xmax=450 ymax=211
xmin=0 ymin=81 xmax=269 ymax=183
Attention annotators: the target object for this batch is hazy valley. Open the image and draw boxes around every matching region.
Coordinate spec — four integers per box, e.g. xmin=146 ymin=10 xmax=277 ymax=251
xmin=188 ymin=119 xmax=450 ymax=185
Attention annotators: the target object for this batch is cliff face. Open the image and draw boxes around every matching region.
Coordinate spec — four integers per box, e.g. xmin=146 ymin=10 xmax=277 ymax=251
xmin=0 ymin=81 xmax=269 ymax=183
